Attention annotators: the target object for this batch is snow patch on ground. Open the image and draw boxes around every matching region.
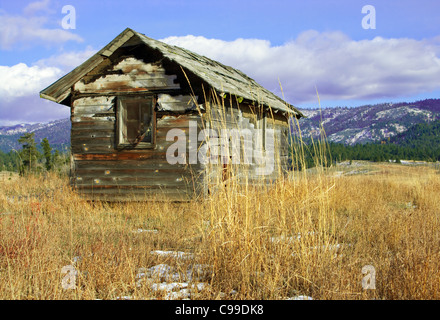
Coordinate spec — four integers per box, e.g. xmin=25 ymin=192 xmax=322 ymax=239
xmin=286 ymin=295 xmax=313 ymax=300
xmin=150 ymin=250 xmax=195 ymax=260
xmin=135 ymin=262 xmax=212 ymax=300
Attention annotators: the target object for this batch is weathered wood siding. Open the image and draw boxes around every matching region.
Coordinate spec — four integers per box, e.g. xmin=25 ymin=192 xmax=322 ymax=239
xmin=72 ymin=104 xmax=205 ymax=200
xmin=266 ymin=110 xmax=291 ymax=174
xmin=74 ymin=57 xmax=180 ymax=93
xmin=70 ymin=56 xmax=204 ymax=201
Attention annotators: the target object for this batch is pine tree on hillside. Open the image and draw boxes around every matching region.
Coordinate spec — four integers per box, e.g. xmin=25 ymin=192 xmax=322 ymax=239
xmin=41 ymin=138 xmax=53 ymax=171
xmin=18 ymin=133 xmax=40 ymax=175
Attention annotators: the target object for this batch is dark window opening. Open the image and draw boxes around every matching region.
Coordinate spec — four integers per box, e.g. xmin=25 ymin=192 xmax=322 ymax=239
xmin=117 ymin=96 xmax=155 ymax=148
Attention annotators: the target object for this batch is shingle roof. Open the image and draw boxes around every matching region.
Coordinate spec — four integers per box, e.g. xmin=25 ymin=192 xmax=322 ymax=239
xmin=40 ymin=28 xmax=303 ymax=118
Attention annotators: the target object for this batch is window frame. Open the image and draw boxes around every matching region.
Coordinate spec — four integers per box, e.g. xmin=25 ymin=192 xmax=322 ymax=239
xmin=116 ymin=95 xmax=156 ymax=149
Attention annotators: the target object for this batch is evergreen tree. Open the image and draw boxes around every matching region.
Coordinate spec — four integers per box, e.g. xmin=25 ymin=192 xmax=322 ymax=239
xmin=52 ymin=149 xmax=64 ymax=172
xmin=18 ymin=133 xmax=40 ymax=175
xmin=41 ymin=138 xmax=53 ymax=171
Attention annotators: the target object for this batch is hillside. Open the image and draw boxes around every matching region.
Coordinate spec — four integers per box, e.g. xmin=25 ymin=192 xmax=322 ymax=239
xmin=390 ymin=119 xmax=440 ymax=148
xmin=298 ymin=99 xmax=440 ymax=145
xmin=306 ymin=120 xmax=440 ymax=166
xmin=0 ymin=118 xmax=70 ymax=153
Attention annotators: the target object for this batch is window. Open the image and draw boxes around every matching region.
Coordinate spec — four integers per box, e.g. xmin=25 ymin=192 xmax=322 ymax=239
xmin=117 ymin=96 xmax=155 ymax=148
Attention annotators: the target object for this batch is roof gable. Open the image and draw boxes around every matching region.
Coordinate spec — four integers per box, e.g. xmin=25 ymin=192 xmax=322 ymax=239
xmin=40 ymin=28 xmax=303 ymax=118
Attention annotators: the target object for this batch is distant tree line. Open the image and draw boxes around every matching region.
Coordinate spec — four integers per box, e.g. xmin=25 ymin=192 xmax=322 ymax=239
xmin=290 ymin=141 xmax=440 ymax=170
xmin=326 ymin=141 xmax=440 ymax=163
xmin=0 ymin=133 xmax=69 ymax=175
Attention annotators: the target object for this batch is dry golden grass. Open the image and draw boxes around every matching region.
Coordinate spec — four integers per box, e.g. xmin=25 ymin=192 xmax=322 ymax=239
xmin=1 ymin=161 xmax=439 ymax=300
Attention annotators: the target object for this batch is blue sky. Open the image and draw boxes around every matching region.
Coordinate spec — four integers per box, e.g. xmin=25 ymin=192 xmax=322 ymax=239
xmin=0 ymin=0 xmax=439 ymax=125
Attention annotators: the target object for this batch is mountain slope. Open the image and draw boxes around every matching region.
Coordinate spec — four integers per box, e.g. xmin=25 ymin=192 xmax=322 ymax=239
xmin=0 ymin=119 xmax=70 ymax=153
xmin=390 ymin=119 xmax=440 ymax=148
xmin=298 ymin=99 xmax=440 ymax=145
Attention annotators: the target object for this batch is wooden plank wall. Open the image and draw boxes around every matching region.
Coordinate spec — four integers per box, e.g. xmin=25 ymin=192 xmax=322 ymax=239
xmin=71 ymin=102 xmax=204 ymax=200
xmin=70 ymin=56 xmax=204 ymax=201
xmin=266 ymin=111 xmax=291 ymax=175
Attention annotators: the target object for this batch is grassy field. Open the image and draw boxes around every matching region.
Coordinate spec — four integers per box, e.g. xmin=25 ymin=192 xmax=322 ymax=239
xmin=0 ymin=161 xmax=439 ymax=300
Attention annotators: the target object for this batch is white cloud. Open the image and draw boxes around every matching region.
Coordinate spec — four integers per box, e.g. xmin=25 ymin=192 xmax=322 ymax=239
xmin=23 ymin=0 xmax=53 ymax=16
xmin=161 ymin=31 xmax=440 ymax=105
xmin=0 ymin=63 xmax=62 ymax=102
xmin=0 ymin=0 xmax=82 ymax=50
xmin=0 ymin=46 xmax=97 ymax=125
xmin=0 ymin=62 xmax=70 ymax=126
xmin=0 ymin=42 xmax=97 ymax=105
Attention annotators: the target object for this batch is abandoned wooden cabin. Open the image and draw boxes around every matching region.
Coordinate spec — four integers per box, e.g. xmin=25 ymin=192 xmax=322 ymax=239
xmin=40 ymin=28 xmax=304 ymax=201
